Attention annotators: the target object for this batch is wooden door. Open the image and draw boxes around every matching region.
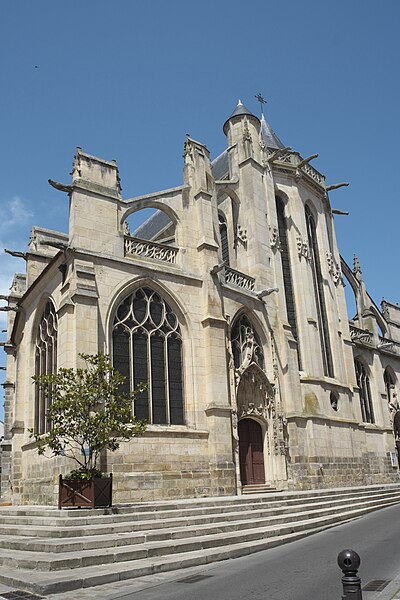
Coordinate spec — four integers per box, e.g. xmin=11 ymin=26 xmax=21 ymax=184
xmin=238 ymin=418 xmax=265 ymax=485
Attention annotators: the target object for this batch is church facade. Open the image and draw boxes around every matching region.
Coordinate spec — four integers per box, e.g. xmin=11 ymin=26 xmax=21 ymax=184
xmin=2 ymin=101 xmax=400 ymax=505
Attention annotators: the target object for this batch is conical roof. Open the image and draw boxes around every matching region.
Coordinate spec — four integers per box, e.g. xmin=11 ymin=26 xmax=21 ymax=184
xmin=260 ymin=114 xmax=285 ymax=149
xmin=223 ymin=100 xmax=260 ymax=134
xmin=212 ymin=101 xmax=286 ymax=179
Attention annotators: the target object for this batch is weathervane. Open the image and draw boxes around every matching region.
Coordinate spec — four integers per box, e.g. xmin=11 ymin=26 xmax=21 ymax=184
xmin=255 ymin=93 xmax=266 ymax=116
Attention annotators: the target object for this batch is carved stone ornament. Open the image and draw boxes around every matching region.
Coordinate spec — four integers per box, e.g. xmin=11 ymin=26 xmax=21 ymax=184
xmin=269 ymin=226 xmax=281 ymax=251
xmin=232 ymin=315 xmax=264 ymax=376
xmin=224 ymin=267 xmax=255 ymax=292
xmin=28 ymin=232 xmax=38 ymax=251
xmin=326 ymin=252 xmax=342 ymax=286
xmin=381 ymin=301 xmax=389 ymax=320
xmin=243 ymin=123 xmax=252 ymax=143
xmin=70 ymin=151 xmax=82 ymax=178
xmin=236 ymin=225 xmax=248 ymax=246
xmin=236 ymin=364 xmax=275 ymax=422
xmin=116 ymin=169 xmax=122 ymax=193
xmin=296 ymin=235 xmax=311 ymax=261
xmin=124 ymin=237 xmax=178 ymax=264
xmin=260 ymin=138 xmax=269 ymax=169
xmin=183 ymin=136 xmax=194 ymax=162
xmin=123 ymin=221 xmax=131 ymax=236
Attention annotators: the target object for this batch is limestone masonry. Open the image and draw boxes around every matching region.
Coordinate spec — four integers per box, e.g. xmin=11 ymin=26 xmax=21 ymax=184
xmin=2 ymin=101 xmax=400 ymax=505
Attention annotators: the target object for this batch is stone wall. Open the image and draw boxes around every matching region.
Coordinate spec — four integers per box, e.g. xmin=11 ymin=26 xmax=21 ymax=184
xmin=16 ymin=430 xmax=236 ymax=506
xmin=288 ymin=453 xmax=398 ymax=490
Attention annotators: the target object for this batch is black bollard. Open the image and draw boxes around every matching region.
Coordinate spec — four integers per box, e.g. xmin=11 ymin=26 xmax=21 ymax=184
xmin=337 ymin=549 xmax=363 ymax=599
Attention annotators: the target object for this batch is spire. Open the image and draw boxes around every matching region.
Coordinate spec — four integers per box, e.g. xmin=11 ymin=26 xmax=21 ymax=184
xmin=260 ymin=114 xmax=285 ymax=150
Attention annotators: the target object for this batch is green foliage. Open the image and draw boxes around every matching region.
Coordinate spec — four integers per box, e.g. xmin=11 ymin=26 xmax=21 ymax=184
xmin=29 ymin=353 xmax=147 ymax=476
xmin=66 ymin=468 xmax=104 ymax=481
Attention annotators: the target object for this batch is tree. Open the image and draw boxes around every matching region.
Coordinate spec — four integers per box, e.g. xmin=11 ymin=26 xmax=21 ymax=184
xmin=30 ymin=353 xmax=146 ymax=479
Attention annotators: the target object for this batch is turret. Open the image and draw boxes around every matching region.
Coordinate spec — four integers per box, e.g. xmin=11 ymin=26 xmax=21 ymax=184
xmin=223 ymin=101 xmax=262 ymax=165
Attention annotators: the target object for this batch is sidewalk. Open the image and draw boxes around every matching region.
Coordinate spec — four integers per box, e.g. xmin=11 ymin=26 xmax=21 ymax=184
xmin=1 ymin=562 xmax=400 ymax=600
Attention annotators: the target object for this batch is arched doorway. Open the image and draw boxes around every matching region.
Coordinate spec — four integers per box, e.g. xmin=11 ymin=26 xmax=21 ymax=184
xmin=238 ymin=418 xmax=265 ymax=485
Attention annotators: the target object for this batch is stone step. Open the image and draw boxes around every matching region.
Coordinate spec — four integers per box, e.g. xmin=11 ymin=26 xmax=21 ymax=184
xmin=0 ymin=496 xmax=397 ymax=571
xmin=0 ymin=488 xmax=399 ymax=543
xmin=0 ymin=493 xmax=399 ymax=555
xmin=242 ymin=484 xmax=276 ymax=494
xmin=0 ymin=484 xmax=398 ymax=530
xmin=0 ymin=488 xmax=396 ymax=542
xmin=1 ymin=482 xmax=398 ymax=522
xmin=0 ymin=512 xmax=384 ymax=596
xmin=0 ymin=521 xmax=342 ymax=595
xmin=0 ymin=485 xmax=398 ymax=595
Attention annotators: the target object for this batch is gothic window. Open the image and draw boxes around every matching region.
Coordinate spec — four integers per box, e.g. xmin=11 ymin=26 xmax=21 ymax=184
xmin=34 ymin=300 xmax=58 ymax=434
xmin=384 ymin=368 xmax=396 ymax=407
xmin=276 ymin=197 xmax=301 ymax=367
xmin=112 ymin=287 xmax=184 ymax=425
xmin=231 ymin=314 xmax=265 ymax=371
xmin=218 ymin=212 xmax=230 ymax=266
xmin=355 ymin=359 xmax=374 ymax=423
xmin=305 ymin=205 xmax=334 ymax=378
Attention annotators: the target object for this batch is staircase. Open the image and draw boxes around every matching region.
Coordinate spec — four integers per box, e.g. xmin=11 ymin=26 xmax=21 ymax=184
xmin=242 ymin=484 xmax=276 ymax=494
xmin=0 ymin=483 xmax=399 ymax=596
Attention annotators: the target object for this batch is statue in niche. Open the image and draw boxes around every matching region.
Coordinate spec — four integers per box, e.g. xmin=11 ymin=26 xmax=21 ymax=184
xmin=231 ymin=314 xmax=264 ymax=375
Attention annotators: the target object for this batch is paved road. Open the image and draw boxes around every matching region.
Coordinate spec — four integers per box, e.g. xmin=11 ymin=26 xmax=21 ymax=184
xmin=106 ymin=503 xmax=400 ymax=600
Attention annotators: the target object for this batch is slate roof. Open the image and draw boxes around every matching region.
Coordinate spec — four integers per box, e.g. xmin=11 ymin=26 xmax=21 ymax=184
xmin=222 ymin=100 xmax=259 ymax=134
xmin=132 ymin=209 xmax=171 ymax=240
xmin=260 ymin=115 xmax=285 ymax=150
xmin=211 ymin=150 xmax=230 ymax=181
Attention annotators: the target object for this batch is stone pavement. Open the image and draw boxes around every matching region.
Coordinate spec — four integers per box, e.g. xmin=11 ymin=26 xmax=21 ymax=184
xmin=1 ymin=562 xmax=400 ymax=600
xmin=0 ymin=565 xmax=219 ymax=600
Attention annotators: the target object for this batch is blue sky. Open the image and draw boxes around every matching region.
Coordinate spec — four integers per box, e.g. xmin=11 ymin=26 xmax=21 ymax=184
xmin=1 ymin=1 xmax=400 ymax=419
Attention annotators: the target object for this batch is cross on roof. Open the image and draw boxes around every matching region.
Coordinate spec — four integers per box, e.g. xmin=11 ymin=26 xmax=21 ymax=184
xmin=255 ymin=93 xmax=267 ymax=116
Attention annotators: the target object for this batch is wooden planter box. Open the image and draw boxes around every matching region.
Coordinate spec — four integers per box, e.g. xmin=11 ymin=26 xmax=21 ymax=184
xmin=58 ymin=474 xmax=112 ymax=509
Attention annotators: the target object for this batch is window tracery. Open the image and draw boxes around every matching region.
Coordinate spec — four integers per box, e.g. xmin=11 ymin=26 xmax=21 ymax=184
xmin=355 ymin=359 xmax=374 ymax=423
xmin=218 ymin=212 xmax=230 ymax=266
xmin=305 ymin=205 xmax=334 ymax=377
xmin=384 ymin=368 xmax=397 ymax=409
xmin=112 ymin=287 xmax=184 ymax=425
xmin=34 ymin=300 xmax=58 ymax=434
xmin=276 ymin=197 xmax=300 ymax=368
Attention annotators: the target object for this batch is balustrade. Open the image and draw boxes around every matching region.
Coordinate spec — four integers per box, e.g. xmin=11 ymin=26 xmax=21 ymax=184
xmin=223 ymin=267 xmax=255 ymax=292
xmin=378 ymin=336 xmax=400 ymax=354
xmin=349 ymin=325 xmax=373 ymax=345
xmin=266 ymin=148 xmax=325 ymax=186
xmin=124 ymin=236 xmax=178 ymax=264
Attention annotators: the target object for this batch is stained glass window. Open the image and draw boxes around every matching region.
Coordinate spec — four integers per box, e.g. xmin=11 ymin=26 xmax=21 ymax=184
xmin=34 ymin=300 xmax=58 ymax=434
xmin=355 ymin=359 xmax=374 ymax=423
xmin=219 ymin=212 xmax=230 ymax=266
xmin=112 ymin=287 xmax=184 ymax=425
xmin=276 ymin=196 xmax=301 ymax=368
xmin=305 ymin=205 xmax=334 ymax=377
